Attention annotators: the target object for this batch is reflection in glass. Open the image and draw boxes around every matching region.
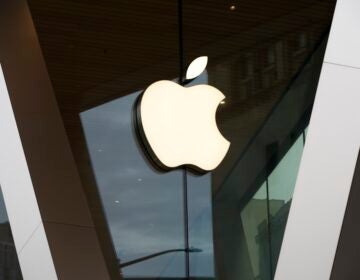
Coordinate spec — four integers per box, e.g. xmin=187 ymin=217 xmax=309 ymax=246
xmin=188 ymin=173 xmax=215 ymax=278
xmin=81 ymin=93 xmax=185 ymax=278
xmin=237 ymin=129 xmax=306 ymax=280
xmin=240 ymin=183 xmax=271 ymax=280
xmin=268 ymin=133 xmax=305 ymax=271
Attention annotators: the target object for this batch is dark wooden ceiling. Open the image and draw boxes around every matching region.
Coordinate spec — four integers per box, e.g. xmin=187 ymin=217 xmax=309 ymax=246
xmin=27 ymin=0 xmax=336 ymax=114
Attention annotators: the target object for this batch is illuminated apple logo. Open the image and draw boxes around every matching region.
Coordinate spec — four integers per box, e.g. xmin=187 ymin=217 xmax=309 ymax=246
xmin=135 ymin=56 xmax=230 ymax=172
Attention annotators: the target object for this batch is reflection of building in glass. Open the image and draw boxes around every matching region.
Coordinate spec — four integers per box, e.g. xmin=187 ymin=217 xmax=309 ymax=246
xmin=213 ymin=23 xmax=325 ymax=189
xmin=256 ymin=199 xmax=292 ymax=280
xmin=233 ymin=126 xmax=306 ymax=280
xmin=269 ymin=200 xmax=292 ymax=269
xmin=240 ymin=198 xmax=292 ymax=280
xmin=240 ymin=198 xmax=285 ymax=280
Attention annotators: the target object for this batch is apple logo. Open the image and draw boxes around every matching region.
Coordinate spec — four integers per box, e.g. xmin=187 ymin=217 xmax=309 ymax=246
xmin=135 ymin=56 xmax=230 ymax=173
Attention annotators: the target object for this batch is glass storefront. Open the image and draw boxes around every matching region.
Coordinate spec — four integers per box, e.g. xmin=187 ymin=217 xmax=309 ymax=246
xmin=27 ymin=0 xmax=337 ymax=279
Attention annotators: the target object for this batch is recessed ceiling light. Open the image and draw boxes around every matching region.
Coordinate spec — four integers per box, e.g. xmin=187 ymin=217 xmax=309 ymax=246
xmin=230 ymin=5 xmax=236 ymax=11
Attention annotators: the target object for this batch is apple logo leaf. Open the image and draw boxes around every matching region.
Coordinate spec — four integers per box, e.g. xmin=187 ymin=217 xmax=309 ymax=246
xmin=186 ymin=56 xmax=208 ymax=80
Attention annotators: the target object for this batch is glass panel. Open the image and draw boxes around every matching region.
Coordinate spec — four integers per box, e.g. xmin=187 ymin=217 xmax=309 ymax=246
xmin=0 ymin=188 xmax=22 ymax=279
xmin=81 ymin=92 xmax=185 ymax=278
xmin=240 ymin=182 xmax=271 ymax=280
xmin=187 ymin=173 xmax=215 ymax=279
xmin=268 ymin=134 xmax=304 ymax=271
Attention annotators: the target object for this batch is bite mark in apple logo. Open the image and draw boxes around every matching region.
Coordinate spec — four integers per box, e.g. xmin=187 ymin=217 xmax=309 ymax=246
xmin=135 ymin=56 xmax=230 ymax=173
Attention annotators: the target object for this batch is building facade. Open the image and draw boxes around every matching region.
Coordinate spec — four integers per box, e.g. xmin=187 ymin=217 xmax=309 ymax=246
xmin=0 ymin=0 xmax=359 ymax=279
